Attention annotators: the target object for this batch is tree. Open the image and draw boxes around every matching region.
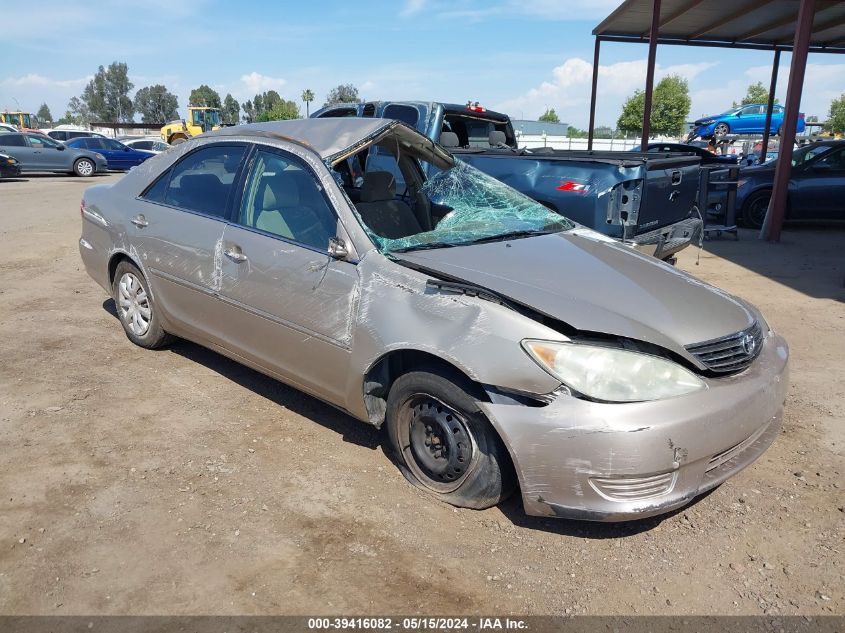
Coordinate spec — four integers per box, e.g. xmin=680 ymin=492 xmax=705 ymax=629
xmin=301 ymin=89 xmax=315 ymax=117
xmin=242 ymin=100 xmax=256 ymax=123
xmin=617 ymin=74 xmax=690 ymax=137
xmin=81 ymin=62 xmax=134 ymax=122
xmin=36 ymin=103 xmax=53 ymax=124
xmin=222 ymin=93 xmax=240 ymax=125
xmin=256 ymin=99 xmax=301 ymax=122
xmin=189 ymin=84 xmax=222 ymax=109
xmin=825 ymin=93 xmax=845 ymax=134
xmin=734 ymin=81 xmax=778 ymax=107
xmin=538 ymin=108 xmax=560 ymax=123
xmin=323 ymin=83 xmax=359 ymax=107
xmin=133 ymin=85 xmax=179 ymax=123
xmin=59 ymin=96 xmax=91 ymax=126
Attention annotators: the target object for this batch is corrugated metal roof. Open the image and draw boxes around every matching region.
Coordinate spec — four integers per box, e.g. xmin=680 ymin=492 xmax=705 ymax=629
xmin=594 ymin=0 xmax=845 ymax=52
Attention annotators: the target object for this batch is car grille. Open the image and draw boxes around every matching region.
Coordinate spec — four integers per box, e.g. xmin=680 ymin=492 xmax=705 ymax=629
xmin=685 ymin=321 xmax=764 ymax=374
xmin=589 ymin=472 xmax=676 ymax=501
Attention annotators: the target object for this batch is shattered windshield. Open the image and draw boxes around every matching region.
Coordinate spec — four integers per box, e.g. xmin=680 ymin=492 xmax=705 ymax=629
xmin=370 ymin=159 xmax=573 ymax=253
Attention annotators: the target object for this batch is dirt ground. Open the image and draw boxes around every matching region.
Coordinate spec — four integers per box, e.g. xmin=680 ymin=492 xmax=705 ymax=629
xmin=0 ymin=173 xmax=842 ymax=616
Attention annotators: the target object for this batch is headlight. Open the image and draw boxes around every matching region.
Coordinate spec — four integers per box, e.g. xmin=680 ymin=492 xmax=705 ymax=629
xmin=699 ymin=119 xmax=716 ymax=126
xmin=522 ymin=340 xmax=706 ymax=402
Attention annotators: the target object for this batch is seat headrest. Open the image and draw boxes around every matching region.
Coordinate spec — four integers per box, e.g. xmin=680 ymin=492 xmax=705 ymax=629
xmin=440 ymin=131 xmax=459 ymax=148
xmin=360 ymin=171 xmax=396 ymax=203
xmin=261 ymin=172 xmax=300 ymax=209
xmin=489 ymin=130 xmax=506 ymax=147
xmin=180 ymin=173 xmax=222 ymax=191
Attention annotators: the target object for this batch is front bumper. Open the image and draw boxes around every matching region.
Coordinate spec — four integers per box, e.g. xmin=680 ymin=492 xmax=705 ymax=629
xmin=630 ymin=216 xmax=703 ymax=260
xmin=481 ymin=331 xmax=789 ymax=521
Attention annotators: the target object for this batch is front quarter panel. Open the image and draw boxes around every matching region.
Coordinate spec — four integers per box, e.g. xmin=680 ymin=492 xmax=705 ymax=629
xmin=345 ymin=253 xmax=565 ymax=420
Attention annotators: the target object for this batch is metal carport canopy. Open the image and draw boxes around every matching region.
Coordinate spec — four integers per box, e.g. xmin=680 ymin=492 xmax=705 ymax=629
xmin=593 ymin=0 xmax=845 ymax=52
xmin=588 ymin=0 xmax=845 ymax=242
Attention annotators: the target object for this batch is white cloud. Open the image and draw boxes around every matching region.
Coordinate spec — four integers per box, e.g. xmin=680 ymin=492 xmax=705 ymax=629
xmin=435 ymin=0 xmax=623 ymax=22
xmin=0 ymin=74 xmax=91 ymax=115
xmin=400 ymin=0 xmax=427 ymax=17
xmin=496 ymin=57 xmax=716 ymax=125
xmin=239 ymin=72 xmax=287 ymax=95
xmin=1 ymin=73 xmax=90 ymax=89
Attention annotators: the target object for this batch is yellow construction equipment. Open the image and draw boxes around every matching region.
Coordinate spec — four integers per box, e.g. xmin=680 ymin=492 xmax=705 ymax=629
xmin=1 ymin=111 xmax=40 ymax=132
xmin=160 ymin=106 xmax=221 ymax=144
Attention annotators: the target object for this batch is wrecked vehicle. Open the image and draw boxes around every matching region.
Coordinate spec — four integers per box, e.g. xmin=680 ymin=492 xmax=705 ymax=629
xmin=314 ymin=101 xmax=703 ymax=262
xmin=79 ymin=119 xmax=789 ymax=521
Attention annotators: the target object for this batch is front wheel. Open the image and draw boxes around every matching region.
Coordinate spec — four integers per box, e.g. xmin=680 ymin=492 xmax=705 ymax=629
xmin=742 ymin=190 xmax=771 ymax=229
xmin=386 ymin=367 xmax=516 ymax=509
xmin=714 ymin=122 xmax=730 ymax=137
xmin=73 ymin=158 xmax=95 ymax=177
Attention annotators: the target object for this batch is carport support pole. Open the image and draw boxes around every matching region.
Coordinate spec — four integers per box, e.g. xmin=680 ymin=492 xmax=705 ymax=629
xmin=759 ymin=49 xmax=781 ymax=165
xmin=763 ymin=0 xmax=814 ymax=241
xmin=641 ymin=0 xmax=661 ymax=151
xmin=587 ymin=37 xmax=601 ymax=151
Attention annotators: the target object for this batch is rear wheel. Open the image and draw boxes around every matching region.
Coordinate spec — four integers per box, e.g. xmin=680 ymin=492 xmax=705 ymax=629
xmin=111 ymin=261 xmax=172 ymax=349
xmin=73 ymin=158 xmax=95 ymax=177
xmin=386 ymin=367 xmax=515 ymax=509
xmin=714 ymin=122 xmax=730 ymax=137
xmin=742 ymin=190 xmax=771 ymax=229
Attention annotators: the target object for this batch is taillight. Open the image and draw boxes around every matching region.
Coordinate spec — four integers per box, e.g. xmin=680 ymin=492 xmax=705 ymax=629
xmin=557 ymin=181 xmax=590 ymax=193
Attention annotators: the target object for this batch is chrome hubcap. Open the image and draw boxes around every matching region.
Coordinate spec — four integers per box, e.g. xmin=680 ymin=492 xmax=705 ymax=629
xmin=118 ymin=272 xmax=151 ymax=336
xmin=78 ymin=160 xmax=93 ymax=176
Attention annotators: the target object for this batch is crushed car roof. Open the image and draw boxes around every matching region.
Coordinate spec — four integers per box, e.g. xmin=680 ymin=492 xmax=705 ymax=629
xmin=208 ymin=118 xmax=395 ymax=159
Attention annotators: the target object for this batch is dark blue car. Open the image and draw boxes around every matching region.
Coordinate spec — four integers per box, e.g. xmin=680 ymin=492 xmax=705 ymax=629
xmin=692 ymin=104 xmax=805 ymax=139
xmin=65 ymin=137 xmax=154 ymax=171
xmin=735 ymin=140 xmax=845 ymax=228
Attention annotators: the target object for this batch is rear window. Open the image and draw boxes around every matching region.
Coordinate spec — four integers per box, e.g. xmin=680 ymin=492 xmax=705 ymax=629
xmin=383 ymin=104 xmax=420 ymax=129
xmin=0 ymin=133 xmax=26 ymax=147
xmin=442 ymin=114 xmax=513 ymax=148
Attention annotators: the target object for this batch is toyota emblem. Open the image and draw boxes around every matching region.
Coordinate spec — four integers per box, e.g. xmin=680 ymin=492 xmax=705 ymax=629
xmin=742 ymin=333 xmax=756 ymax=356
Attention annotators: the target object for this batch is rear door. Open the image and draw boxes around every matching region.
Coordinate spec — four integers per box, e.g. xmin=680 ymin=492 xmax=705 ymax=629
xmin=0 ymin=134 xmax=36 ymax=169
xmin=216 ymin=146 xmax=359 ymax=403
xmin=132 ymin=143 xmax=248 ymax=343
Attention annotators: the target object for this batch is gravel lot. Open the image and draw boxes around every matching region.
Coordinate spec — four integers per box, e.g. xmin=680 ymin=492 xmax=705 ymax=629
xmin=0 ymin=173 xmax=842 ymax=616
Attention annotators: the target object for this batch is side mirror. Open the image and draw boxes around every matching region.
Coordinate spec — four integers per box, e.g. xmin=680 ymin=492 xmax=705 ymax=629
xmin=56 ymin=145 xmax=65 ymax=150
xmin=328 ymin=237 xmax=349 ymax=259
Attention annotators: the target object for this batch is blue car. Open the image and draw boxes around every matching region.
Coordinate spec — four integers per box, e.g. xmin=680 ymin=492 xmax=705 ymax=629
xmin=65 ymin=136 xmax=154 ymax=171
xmin=692 ymin=104 xmax=805 ymax=139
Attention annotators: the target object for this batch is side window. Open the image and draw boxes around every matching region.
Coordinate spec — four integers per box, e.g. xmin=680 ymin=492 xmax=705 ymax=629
xmin=0 ymin=134 xmax=26 ymax=147
xmin=134 ymin=141 xmax=152 ymax=150
xmin=146 ymin=144 xmax=246 ymax=217
xmin=237 ymin=149 xmax=336 ymax=251
xmin=365 ymin=146 xmax=406 ymax=193
xmin=29 ymin=135 xmax=60 ymax=149
xmin=383 ymin=104 xmax=420 ymax=129
xmin=816 ymin=148 xmax=845 ymax=170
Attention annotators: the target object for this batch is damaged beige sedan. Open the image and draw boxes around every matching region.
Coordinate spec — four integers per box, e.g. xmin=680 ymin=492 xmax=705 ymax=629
xmin=79 ymin=119 xmax=789 ymax=521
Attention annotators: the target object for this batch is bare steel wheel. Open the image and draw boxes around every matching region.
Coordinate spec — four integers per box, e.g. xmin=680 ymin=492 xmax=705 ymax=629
xmin=713 ymin=122 xmax=730 ymax=137
xmin=399 ymin=395 xmax=477 ymax=493
xmin=111 ymin=260 xmax=172 ymax=349
xmin=386 ymin=367 xmax=516 ymax=509
xmin=118 ymin=272 xmax=151 ymax=336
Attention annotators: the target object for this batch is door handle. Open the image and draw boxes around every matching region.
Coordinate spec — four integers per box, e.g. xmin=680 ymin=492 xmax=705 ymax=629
xmin=130 ymin=214 xmax=149 ymax=228
xmin=224 ymin=247 xmax=248 ymax=263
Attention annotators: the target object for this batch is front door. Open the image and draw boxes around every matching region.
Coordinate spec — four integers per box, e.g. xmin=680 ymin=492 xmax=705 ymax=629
xmin=216 ymin=147 xmax=360 ymax=403
xmin=26 ymin=134 xmax=66 ymax=170
xmin=792 ymin=146 xmax=845 ymax=220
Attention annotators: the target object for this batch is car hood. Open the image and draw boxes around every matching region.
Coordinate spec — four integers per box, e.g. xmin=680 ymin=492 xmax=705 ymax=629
xmin=393 ymin=232 xmax=756 ymax=358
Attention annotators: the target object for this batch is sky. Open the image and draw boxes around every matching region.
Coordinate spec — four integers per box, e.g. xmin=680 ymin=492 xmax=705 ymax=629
xmin=3 ymin=0 xmax=844 ymax=128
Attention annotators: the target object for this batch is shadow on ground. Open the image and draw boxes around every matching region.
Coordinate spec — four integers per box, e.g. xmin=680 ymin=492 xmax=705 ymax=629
xmin=701 ymin=226 xmax=845 ymax=301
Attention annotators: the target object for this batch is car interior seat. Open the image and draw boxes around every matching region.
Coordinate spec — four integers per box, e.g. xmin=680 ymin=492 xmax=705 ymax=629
xmin=355 ymin=171 xmax=422 ymax=239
